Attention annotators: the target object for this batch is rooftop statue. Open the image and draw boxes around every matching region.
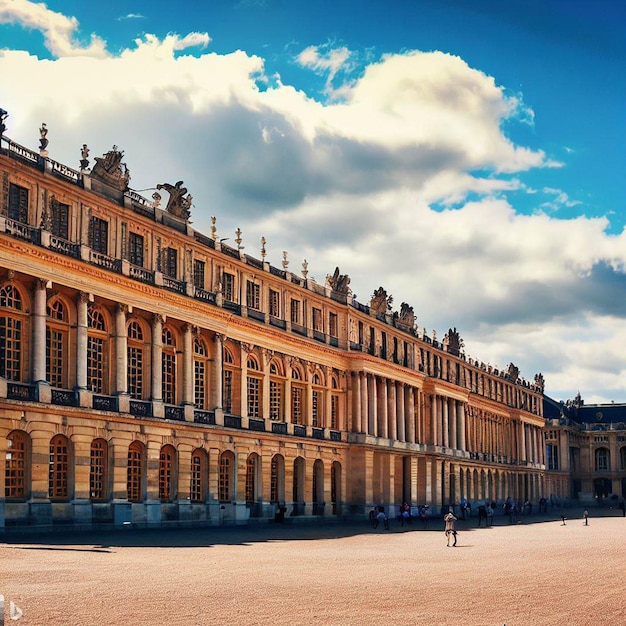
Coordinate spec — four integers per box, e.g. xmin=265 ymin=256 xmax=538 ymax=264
xmin=92 ymin=145 xmax=130 ymax=191
xmin=326 ymin=266 xmax=350 ymax=294
xmin=507 ymin=362 xmax=520 ymax=382
xmin=394 ymin=302 xmax=415 ymax=331
xmin=156 ymin=180 xmax=192 ymax=220
xmin=0 ymin=108 xmax=7 ymax=136
xmin=534 ymin=372 xmax=545 ymax=392
xmin=444 ymin=327 xmax=464 ymax=356
xmin=39 ymin=123 xmax=49 ymax=151
xmin=370 ymin=286 xmax=392 ymax=316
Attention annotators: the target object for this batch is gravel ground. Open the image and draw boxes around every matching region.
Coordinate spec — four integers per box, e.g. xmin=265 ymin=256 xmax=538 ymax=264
xmin=1 ymin=508 xmax=625 ymax=625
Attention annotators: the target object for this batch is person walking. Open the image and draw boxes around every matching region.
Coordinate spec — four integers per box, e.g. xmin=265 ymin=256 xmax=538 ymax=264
xmin=444 ymin=510 xmax=458 ymax=547
xmin=583 ymin=510 xmax=589 ymax=526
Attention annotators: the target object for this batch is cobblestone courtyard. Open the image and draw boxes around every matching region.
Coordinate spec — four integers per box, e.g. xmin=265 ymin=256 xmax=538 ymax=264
xmin=1 ymin=510 xmax=625 ymax=625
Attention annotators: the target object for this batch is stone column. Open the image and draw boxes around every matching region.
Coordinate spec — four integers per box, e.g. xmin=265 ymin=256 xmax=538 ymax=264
xmin=388 ymin=381 xmax=397 ymax=441
xmin=378 ymin=377 xmax=388 ymax=438
xmin=442 ymin=397 xmax=449 ymax=447
xmin=32 ymin=278 xmax=48 ymax=383
xmin=113 ymin=304 xmax=128 ymax=411
xmin=182 ymin=324 xmax=194 ymax=421
xmin=240 ymin=343 xmax=249 ymax=420
xmin=151 ymin=313 xmax=163 ymax=402
xmin=360 ymin=372 xmax=368 ymax=434
xmin=450 ymin=399 xmax=457 ymax=450
xmin=75 ymin=292 xmax=89 ymax=390
xmin=367 ymin=374 xmax=377 ymax=436
xmin=406 ymin=386 xmax=416 ymax=444
xmin=181 ymin=323 xmax=193 ymax=402
xmin=430 ymin=394 xmax=437 ymax=445
xmin=397 ymin=382 xmax=405 ymax=442
xmin=352 ymin=372 xmax=362 ymax=433
xmin=262 ymin=349 xmax=272 ymax=423
xmin=214 ymin=334 xmax=224 ymax=418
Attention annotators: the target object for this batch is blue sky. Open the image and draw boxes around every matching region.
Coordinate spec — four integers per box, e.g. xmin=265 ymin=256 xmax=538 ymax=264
xmin=1 ymin=0 xmax=625 ymax=403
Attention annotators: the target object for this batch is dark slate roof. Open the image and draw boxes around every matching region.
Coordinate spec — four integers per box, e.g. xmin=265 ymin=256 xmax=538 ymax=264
xmin=544 ymin=394 xmax=626 ymax=426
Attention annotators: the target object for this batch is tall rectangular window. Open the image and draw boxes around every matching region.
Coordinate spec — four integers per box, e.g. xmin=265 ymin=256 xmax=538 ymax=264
xmin=162 ymin=352 xmax=176 ymax=404
xmin=270 ymin=380 xmax=282 ymax=421
xmin=223 ymin=370 xmax=233 ymax=413
xmin=164 ymin=248 xmax=177 ymax=278
xmin=89 ymin=440 xmax=107 ymax=500
xmin=312 ymin=390 xmax=320 ymax=427
xmin=87 ymin=336 xmax=104 ymax=393
xmin=193 ymin=260 xmax=205 ymax=288
xmin=290 ymin=299 xmax=301 ymax=325
xmin=269 ymin=289 xmax=280 ymax=318
xmin=218 ymin=455 xmax=231 ymax=502
xmin=89 ymin=217 xmax=108 ymax=254
xmin=312 ymin=308 xmax=323 ymax=332
xmin=223 ymin=273 xmax=234 ymax=301
xmin=8 ymin=183 xmax=29 ymax=223
xmin=5 ymin=432 xmax=27 ymax=499
xmin=46 ymin=328 xmax=65 ymax=388
xmin=194 ymin=359 xmax=206 ymax=409
xmin=129 ymin=232 xmax=144 ymax=267
xmin=291 ymin=386 xmax=303 ymax=424
xmin=247 ymin=376 xmax=261 ymax=418
xmin=51 ymin=201 xmax=69 ymax=239
xmin=0 ymin=317 xmax=22 ymax=381
xmin=127 ymin=347 xmax=143 ymax=399
xmin=329 ymin=312 xmax=338 ymax=338
xmin=190 ymin=452 xmax=204 ymax=502
xmin=246 ymin=280 xmax=260 ymax=310
xmin=331 ymin=395 xmax=339 ymax=429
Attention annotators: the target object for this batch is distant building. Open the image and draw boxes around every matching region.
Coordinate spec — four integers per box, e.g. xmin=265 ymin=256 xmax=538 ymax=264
xmin=0 ymin=111 xmax=546 ymax=531
xmin=544 ymin=393 xmax=626 ymax=503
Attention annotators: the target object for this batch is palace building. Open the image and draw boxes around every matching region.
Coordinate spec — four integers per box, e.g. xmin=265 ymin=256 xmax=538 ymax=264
xmin=0 ymin=110 xmax=547 ymax=531
xmin=544 ymin=394 xmax=626 ymax=504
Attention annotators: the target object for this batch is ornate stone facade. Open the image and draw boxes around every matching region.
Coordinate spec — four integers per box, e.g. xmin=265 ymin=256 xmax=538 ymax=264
xmin=0 ymin=115 xmax=546 ymax=531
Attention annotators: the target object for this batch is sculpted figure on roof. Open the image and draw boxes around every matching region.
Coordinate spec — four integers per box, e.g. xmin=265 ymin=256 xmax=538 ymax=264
xmin=92 ymin=145 xmax=130 ymax=191
xmin=157 ymin=180 xmax=192 ymax=220
xmin=326 ymin=267 xmax=351 ymax=294
xmin=444 ymin=327 xmax=464 ymax=356
xmin=370 ymin=287 xmax=392 ymax=316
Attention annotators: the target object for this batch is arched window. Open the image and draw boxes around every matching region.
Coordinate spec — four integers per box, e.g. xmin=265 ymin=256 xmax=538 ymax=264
xmin=291 ymin=367 xmax=305 ymax=425
xmin=247 ymin=355 xmax=262 ymax=418
xmin=270 ymin=454 xmax=285 ymax=504
xmin=87 ymin=308 xmax=108 ymax=394
xmin=595 ymin=447 xmax=609 ymax=472
xmin=292 ymin=457 xmax=305 ymax=514
xmin=312 ymin=459 xmax=324 ymax=514
xmin=127 ymin=441 xmax=144 ymax=502
xmin=0 ymin=284 xmax=25 ymax=381
xmin=162 ymin=327 xmax=177 ymax=405
xmin=311 ymin=372 xmax=324 ymax=428
xmin=193 ymin=338 xmax=209 ymax=410
xmin=5 ymin=430 xmax=29 ymax=499
xmin=219 ymin=451 xmax=234 ymax=502
xmin=46 ymin=299 xmax=69 ymax=388
xmin=190 ymin=448 xmax=207 ymax=502
xmin=246 ymin=453 xmax=259 ymax=504
xmin=269 ymin=360 xmax=284 ymax=422
xmin=127 ymin=321 xmax=145 ymax=399
xmin=90 ymin=439 xmax=108 ymax=500
xmin=159 ymin=445 xmax=177 ymax=502
xmin=49 ymin=434 xmax=70 ymax=500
